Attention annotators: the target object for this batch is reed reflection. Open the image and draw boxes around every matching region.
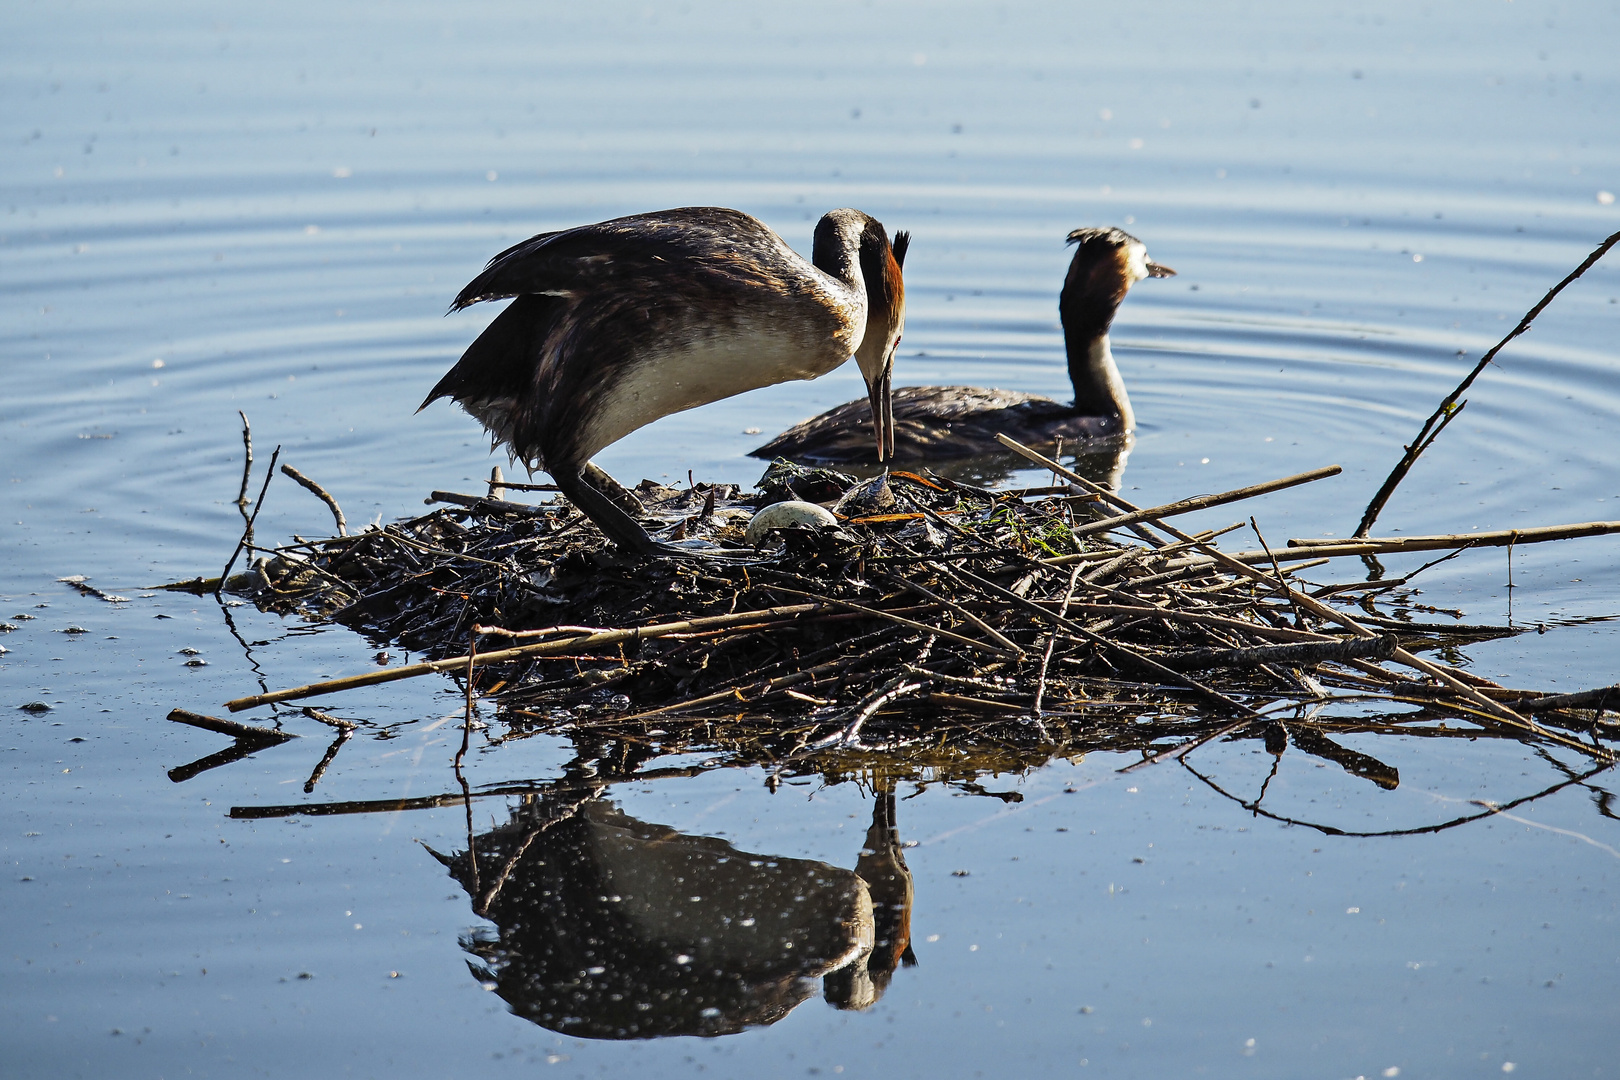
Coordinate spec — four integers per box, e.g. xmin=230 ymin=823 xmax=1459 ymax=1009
xmin=432 ymin=784 xmax=915 ymax=1039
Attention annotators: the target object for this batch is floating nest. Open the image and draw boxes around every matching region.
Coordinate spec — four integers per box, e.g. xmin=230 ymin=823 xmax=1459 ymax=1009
xmin=230 ymin=449 xmax=1619 ymax=782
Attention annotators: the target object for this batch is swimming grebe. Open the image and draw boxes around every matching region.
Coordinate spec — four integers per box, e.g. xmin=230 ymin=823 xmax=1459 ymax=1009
xmin=751 ymin=226 xmax=1172 ymax=464
xmin=420 ymin=206 xmax=907 ymax=555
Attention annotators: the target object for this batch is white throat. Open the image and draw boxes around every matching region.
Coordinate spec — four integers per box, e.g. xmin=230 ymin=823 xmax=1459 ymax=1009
xmin=1075 ymin=335 xmax=1134 ymax=433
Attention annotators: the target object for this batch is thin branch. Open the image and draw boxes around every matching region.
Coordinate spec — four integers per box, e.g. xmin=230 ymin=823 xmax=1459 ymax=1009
xmin=223 ymin=602 xmax=827 ymax=711
xmin=168 ymin=708 xmax=296 ymax=743
xmin=280 ymin=463 xmax=347 ymax=535
xmin=234 ymin=411 xmax=253 ymax=521
xmin=1355 ymin=228 xmax=1620 ymax=537
xmin=218 ymin=445 xmax=280 ymax=594
xmin=1065 ymin=464 xmax=1341 ymax=541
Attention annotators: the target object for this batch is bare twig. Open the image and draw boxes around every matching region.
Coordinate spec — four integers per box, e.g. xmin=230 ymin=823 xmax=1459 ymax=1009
xmin=1157 ymin=634 xmax=1398 ymax=671
xmin=1032 ymin=564 xmax=1083 ymax=722
xmin=456 ymin=628 xmax=476 ymax=771
xmin=1289 ymin=520 xmax=1620 ymax=553
xmin=812 ymin=675 xmax=932 ymax=749
xmin=168 ymin=708 xmax=296 ymax=743
xmin=1250 ymin=516 xmax=1302 ymax=628
xmin=427 ymin=490 xmax=550 ymax=517
xmin=234 ymin=411 xmax=253 ymax=522
xmin=1355 ymin=228 xmax=1620 ymax=537
xmin=301 ymin=707 xmax=357 ymax=731
xmin=884 ymin=573 xmax=1022 ymax=655
xmin=762 ymin=584 xmax=1019 ymax=658
xmin=1512 ymin=684 xmax=1620 ymax=713
xmin=224 ymin=603 xmax=827 ymax=711
xmin=217 ymin=445 xmax=280 ymax=594
xmin=280 ymin=463 xmax=347 ymax=535
xmin=1066 ymin=465 xmax=1342 ymax=541
xmin=995 ymin=434 xmax=1543 ymax=733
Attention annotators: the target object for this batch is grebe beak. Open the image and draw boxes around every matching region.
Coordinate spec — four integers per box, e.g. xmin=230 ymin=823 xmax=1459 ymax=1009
xmin=1146 ymin=260 xmax=1176 ymax=278
xmin=865 ymin=355 xmax=895 ymax=462
xmin=854 ymin=223 xmax=906 ymax=463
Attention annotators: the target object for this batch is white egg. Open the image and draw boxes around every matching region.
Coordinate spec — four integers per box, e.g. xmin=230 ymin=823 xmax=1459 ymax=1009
xmin=744 ymin=500 xmax=838 ymax=546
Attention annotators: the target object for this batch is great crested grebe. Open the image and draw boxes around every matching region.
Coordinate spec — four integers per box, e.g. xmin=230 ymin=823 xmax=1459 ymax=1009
xmin=752 ymin=226 xmax=1173 ymax=464
xmin=420 ymin=206 xmax=907 ymax=555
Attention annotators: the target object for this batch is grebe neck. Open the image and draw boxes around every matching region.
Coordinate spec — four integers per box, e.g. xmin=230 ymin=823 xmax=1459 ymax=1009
xmin=1060 ymin=244 xmax=1134 ymax=432
xmin=812 ymin=211 xmax=871 ymax=315
xmin=1066 ymin=333 xmax=1134 ymax=432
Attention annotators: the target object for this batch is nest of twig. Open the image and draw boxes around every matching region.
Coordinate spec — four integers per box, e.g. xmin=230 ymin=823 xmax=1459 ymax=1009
xmin=229 ymin=444 xmax=1618 ymax=777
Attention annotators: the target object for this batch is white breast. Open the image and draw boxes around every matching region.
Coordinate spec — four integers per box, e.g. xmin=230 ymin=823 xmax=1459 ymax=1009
xmin=576 ymin=326 xmax=855 ymax=461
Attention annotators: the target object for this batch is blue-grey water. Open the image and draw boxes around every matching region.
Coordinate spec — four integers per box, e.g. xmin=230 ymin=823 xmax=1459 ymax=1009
xmin=4 ymin=2 xmax=1619 ymax=1076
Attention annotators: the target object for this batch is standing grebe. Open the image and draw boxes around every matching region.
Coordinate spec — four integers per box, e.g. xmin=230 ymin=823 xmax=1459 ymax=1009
xmin=420 ymin=207 xmax=907 ymax=555
xmin=752 ymin=226 xmax=1172 ymax=464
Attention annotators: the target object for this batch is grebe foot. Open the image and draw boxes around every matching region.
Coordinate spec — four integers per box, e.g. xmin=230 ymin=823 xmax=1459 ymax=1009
xmin=551 ymin=465 xmax=661 ymax=557
xmin=552 ymin=466 xmax=766 ymax=562
xmin=581 ymin=461 xmax=645 ymax=516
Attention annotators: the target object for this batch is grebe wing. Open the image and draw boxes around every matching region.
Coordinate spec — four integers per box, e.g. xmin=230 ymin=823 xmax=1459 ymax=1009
xmin=451 ymin=207 xmax=790 ymax=311
xmin=889 ymin=385 xmax=1051 ymax=418
xmin=752 ymin=386 xmax=1125 ymax=463
xmin=753 ymin=386 xmax=1053 ymax=460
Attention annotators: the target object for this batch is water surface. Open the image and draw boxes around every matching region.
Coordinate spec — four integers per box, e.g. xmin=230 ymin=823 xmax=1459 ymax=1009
xmin=4 ymin=2 xmax=1619 ymax=1076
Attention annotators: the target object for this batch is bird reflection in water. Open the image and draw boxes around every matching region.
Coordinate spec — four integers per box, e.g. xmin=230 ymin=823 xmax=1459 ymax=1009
xmin=930 ymin=439 xmax=1129 ymax=495
xmin=429 ymin=784 xmax=916 ymax=1039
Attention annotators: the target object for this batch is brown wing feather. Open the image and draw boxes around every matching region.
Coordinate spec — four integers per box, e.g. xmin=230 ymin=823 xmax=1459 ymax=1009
xmin=450 ymin=207 xmax=789 ymax=312
xmin=752 ymin=385 xmax=1123 ymax=464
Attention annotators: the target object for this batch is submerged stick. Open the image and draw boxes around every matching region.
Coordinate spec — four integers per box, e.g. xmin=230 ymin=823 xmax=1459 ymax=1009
xmin=455 ymin=628 xmax=476 ymax=771
xmin=280 ymin=463 xmax=347 ymax=535
xmin=1355 ymin=228 xmax=1620 ymax=537
xmin=303 ymin=728 xmax=353 ymax=792
xmin=224 ymin=603 xmax=825 ymax=711
xmin=1119 ymin=718 xmax=1253 ymax=774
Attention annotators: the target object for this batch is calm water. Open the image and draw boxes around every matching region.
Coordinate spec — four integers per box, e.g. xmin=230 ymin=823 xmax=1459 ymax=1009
xmin=4 ymin=2 xmax=1619 ymax=1076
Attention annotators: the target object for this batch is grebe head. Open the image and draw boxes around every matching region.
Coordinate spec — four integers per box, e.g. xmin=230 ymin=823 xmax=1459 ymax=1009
xmin=1062 ymin=226 xmax=1175 ymax=328
xmin=815 ymin=209 xmax=907 ymax=461
xmin=1059 ymin=227 xmax=1173 ymax=434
